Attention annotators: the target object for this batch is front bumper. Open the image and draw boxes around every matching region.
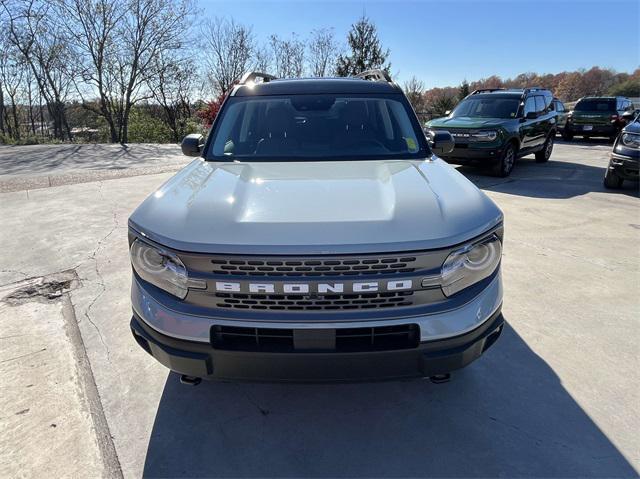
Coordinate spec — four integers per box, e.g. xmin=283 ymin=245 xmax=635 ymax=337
xmin=609 ymin=152 xmax=639 ymax=180
xmin=131 ymin=308 xmax=504 ymax=382
xmin=130 ymin=272 xmax=504 ymax=381
xmin=440 ymin=144 xmax=503 ymax=164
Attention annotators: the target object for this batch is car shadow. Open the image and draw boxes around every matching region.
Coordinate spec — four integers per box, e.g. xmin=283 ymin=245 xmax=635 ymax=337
xmin=142 ymin=322 xmax=637 ymax=478
xmin=455 ymin=154 xmax=639 ymax=199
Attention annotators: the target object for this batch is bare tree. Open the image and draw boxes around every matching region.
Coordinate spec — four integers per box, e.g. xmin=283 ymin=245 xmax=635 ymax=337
xmin=252 ymin=45 xmax=271 ymax=74
xmin=57 ymin=0 xmax=125 ymax=142
xmin=0 ymin=47 xmax=25 ymax=139
xmin=269 ymin=33 xmax=304 ymax=78
xmin=403 ymin=76 xmax=426 ymax=112
xmin=307 ymin=28 xmax=338 ymax=77
xmin=201 ymin=18 xmax=254 ymax=95
xmin=147 ymin=51 xmax=196 ymax=141
xmin=3 ymin=0 xmax=75 ymax=140
xmin=58 ymin=0 xmax=195 ymax=143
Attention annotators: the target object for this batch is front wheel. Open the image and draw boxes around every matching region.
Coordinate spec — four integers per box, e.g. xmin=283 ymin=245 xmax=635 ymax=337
xmin=603 ymin=168 xmax=623 ymax=189
xmin=491 ymin=143 xmax=516 ymax=177
xmin=535 ymin=135 xmax=554 ymax=163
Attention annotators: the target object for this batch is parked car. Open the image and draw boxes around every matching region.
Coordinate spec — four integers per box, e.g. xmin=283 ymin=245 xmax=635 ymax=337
xmin=552 ymin=98 xmax=570 ymax=139
xmin=564 ymin=96 xmax=635 ymax=141
xmin=603 ymin=112 xmax=640 ymax=189
xmin=128 ymin=70 xmax=505 ymax=384
xmin=425 ymin=88 xmax=557 ymax=177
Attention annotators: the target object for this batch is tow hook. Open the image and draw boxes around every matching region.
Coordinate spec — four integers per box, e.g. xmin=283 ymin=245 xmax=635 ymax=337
xmin=180 ymin=375 xmax=202 ymax=386
xmin=429 ymin=373 xmax=451 ymax=384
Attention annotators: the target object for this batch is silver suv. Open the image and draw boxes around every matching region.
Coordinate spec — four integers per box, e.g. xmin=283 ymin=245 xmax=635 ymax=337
xmin=129 ymin=71 xmax=505 ymax=383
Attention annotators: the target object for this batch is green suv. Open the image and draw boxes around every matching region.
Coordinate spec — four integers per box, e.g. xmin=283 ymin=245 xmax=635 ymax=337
xmin=426 ymin=88 xmax=557 ymax=177
xmin=564 ymin=96 xmax=635 ymax=141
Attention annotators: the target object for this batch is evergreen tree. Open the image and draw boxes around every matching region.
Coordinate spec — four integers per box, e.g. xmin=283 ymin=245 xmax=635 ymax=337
xmin=458 ymin=80 xmax=470 ymax=100
xmin=335 ymin=15 xmax=390 ymax=77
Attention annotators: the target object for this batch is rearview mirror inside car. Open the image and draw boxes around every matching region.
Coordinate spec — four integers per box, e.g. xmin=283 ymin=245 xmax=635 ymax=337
xmin=181 ymin=134 xmax=205 ymax=157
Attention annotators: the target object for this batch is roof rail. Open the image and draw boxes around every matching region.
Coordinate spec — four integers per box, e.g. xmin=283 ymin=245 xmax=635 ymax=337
xmin=355 ymin=69 xmax=392 ymax=83
xmin=239 ymin=71 xmax=277 ymax=85
xmin=470 ymin=88 xmax=505 ymax=95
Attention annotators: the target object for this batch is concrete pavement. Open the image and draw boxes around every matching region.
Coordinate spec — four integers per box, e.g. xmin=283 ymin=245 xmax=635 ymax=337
xmin=0 ymin=141 xmax=638 ymax=477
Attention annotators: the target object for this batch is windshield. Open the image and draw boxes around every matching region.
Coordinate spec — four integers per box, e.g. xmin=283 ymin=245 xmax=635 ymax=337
xmin=574 ymin=99 xmax=616 ymax=112
xmin=205 ymin=94 xmax=427 ymax=161
xmin=451 ymin=97 xmax=520 ymax=119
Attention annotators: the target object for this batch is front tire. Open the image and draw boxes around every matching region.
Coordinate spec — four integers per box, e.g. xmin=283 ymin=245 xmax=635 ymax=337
xmin=491 ymin=143 xmax=516 ymax=177
xmin=603 ymin=168 xmax=623 ymax=189
xmin=562 ymin=129 xmax=573 ymax=141
xmin=535 ymin=134 xmax=554 ymax=163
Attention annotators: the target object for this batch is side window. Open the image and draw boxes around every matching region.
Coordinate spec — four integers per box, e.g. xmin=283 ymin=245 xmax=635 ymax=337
xmin=556 ymin=101 xmax=565 ymax=113
xmin=535 ymin=96 xmax=546 ymax=113
xmin=524 ymin=96 xmax=536 ymax=115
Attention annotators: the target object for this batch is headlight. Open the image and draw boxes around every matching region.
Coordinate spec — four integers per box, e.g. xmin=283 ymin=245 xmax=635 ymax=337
xmin=130 ymin=239 xmax=188 ymax=299
xmin=621 ymin=133 xmax=640 ymax=149
xmin=441 ymin=234 xmax=502 ymax=297
xmin=469 ymin=130 xmax=498 ymax=142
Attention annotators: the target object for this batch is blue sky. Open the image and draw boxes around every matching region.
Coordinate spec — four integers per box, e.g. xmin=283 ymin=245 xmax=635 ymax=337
xmin=199 ymin=0 xmax=639 ymax=87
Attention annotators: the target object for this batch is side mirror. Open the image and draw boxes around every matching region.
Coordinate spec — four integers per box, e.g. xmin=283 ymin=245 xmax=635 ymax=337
xmin=622 ymin=111 xmax=635 ymax=121
xmin=427 ymin=130 xmax=454 ymax=155
xmin=181 ymin=134 xmax=205 ymax=157
xmin=525 ymin=111 xmax=538 ymax=120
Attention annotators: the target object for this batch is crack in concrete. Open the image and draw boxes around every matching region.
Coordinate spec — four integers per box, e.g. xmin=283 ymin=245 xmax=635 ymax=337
xmin=79 ymin=207 xmax=123 ymax=363
xmin=0 ymin=348 xmax=47 ymax=364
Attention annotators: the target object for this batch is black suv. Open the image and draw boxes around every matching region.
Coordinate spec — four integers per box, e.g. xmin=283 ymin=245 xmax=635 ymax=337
xmin=426 ymin=88 xmax=557 ymax=177
xmin=564 ymin=96 xmax=636 ymax=141
xmin=604 ymin=112 xmax=640 ymax=189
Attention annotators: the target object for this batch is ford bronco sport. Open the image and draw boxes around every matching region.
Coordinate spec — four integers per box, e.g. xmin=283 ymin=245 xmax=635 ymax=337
xmin=129 ymin=71 xmax=505 ymax=383
xmin=564 ymin=96 xmax=636 ymax=141
xmin=426 ymin=88 xmax=557 ymax=177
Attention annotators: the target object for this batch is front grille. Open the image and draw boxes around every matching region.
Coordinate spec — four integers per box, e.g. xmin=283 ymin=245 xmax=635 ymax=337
xmin=212 ymin=324 xmax=420 ymax=352
xmin=214 ymin=291 xmax=415 ymax=310
xmin=210 ymin=256 xmax=418 ymax=276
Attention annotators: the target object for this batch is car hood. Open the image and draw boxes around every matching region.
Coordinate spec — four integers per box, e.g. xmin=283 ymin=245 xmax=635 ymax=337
xmin=427 ymin=116 xmax=510 ymax=129
xmin=129 ymin=158 xmax=503 ymax=254
xmin=622 ymin=121 xmax=640 ymax=134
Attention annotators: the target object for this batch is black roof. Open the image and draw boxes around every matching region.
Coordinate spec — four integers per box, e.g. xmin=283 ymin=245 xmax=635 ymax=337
xmin=232 ymin=77 xmax=401 ymax=96
xmin=578 ymin=96 xmax=626 ymax=100
xmin=469 ymin=88 xmax=552 ymax=99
